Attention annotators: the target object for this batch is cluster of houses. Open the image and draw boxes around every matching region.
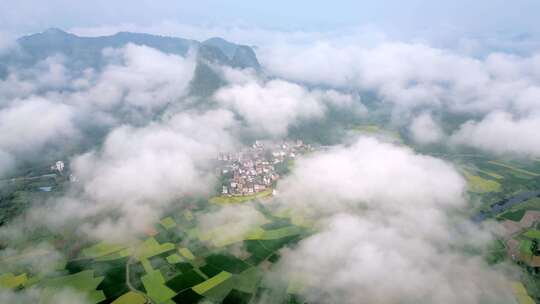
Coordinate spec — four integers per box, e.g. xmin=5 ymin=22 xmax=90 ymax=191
xmin=217 ymin=140 xmax=312 ymax=197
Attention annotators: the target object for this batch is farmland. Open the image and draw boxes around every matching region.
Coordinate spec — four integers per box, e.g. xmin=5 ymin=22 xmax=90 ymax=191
xmin=458 ymin=156 xmax=540 ymax=302
xmin=0 ymin=191 xmax=309 ymax=304
xmin=210 ymin=189 xmax=273 ymax=204
xmin=2 ymin=133 xmax=540 ymax=304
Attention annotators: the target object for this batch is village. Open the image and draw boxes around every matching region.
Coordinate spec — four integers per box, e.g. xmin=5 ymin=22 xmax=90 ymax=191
xmin=217 ymin=140 xmax=312 ymax=197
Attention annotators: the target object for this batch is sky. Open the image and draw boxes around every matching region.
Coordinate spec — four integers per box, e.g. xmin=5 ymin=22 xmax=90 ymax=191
xmin=1 ymin=0 xmax=540 ymax=43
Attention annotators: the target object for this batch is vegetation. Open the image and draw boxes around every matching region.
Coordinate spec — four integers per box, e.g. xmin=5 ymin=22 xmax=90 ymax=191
xmin=192 ymin=271 xmax=233 ymax=294
xmin=463 ymin=171 xmax=502 ymax=193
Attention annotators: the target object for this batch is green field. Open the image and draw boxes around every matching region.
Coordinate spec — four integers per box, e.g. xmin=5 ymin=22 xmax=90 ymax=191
xmin=210 ymin=189 xmax=273 ymax=204
xmin=136 ymin=238 xmax=175 ymax=260
xmin=488 ymin=161 xmax=540 ymax=178
xmin=520 ymin=240 xmax=534 ymax=258
xmin=111 ymin=291 xmax=147 ymax=304
xmin=95 ymin=248 xmax=131 ymax=262
xmin=234 ymin=267 xmax=262 ymax=293
xmin=499 ymin=209 xmax=527 ymax=222
xmin=192 ymin=271 xmax=232 ymax=295
xmin=166 ymin=270 xmax=205 ymax=292
xmin=166 ymin=253 xmax=184 ymax=264
xmin=260 ymin=226 xmax=303 ymax=240
xmin=82 ymin=242 xmax=127 ymax=259
xmin=524 ymin=230 xmax=540 ymax=239
xmin=160 ymin=217 xmax=177 ymax=230
xmin=41 ymin=270 xmax=106 ymax=304
xmin=141 ymin=270 xmax=176 ymax=303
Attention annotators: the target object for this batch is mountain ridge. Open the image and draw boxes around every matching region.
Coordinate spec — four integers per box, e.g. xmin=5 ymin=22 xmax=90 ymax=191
xmin=2 ymin=28 xmax=260 ymax=72
xmin=1 ymin=28 xmax=261 ymax=96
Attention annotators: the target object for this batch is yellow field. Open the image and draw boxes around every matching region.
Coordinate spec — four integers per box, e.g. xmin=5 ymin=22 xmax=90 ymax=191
xmin=210 ymin=188 xmax=273 ymax=204
xmin=111 ymin=291 xmax=146 ymax=304
xmin=512 ymin=282 xmax=536 ymax=304
xmin=0 ymin=273 xmax=27 ymax=289
xmin=464 ymin=172 xmax=502 ymax=193
xmin=159 ymin=217 xmax=177 ymax=230
xmin=178 ymin=248 xmax=195 ymax=260
xmin=350 ymin=125 xmax=403 ymax=142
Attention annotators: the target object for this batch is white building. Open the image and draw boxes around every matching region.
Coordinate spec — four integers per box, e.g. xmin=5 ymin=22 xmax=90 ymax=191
xmin=53 ymin=161 xmax=65 ymax=173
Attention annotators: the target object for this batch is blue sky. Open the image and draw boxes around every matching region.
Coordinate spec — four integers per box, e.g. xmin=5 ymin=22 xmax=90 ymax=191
xmin=2 ymin=0 xmax=539 ymax=35
xmin=1 ymin=0 xmax=540 ymax=55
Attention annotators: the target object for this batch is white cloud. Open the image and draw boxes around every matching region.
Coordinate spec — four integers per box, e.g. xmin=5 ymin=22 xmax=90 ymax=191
xmin=276 ymin=137 xmax=465 ymax=219
xmin=276 ymin=213 xmax=514 ymax=304
xmin=268 ymin=137 xmax=514 ymax=303
xmin=30 ymin=109 xmax=239 ymax=243
xmin=0 ymin=97 xmax=76 ymax=155
xmin=0 ymin=56 xmax=70 ymax=101
xmin=260 ymin=41 xmax=540 ymax=116
xmin=0 ymin=288 xmax=90 ymax=304
xmin=215 ymin=78 xmax=364 ymax=137
xmin=68 ymin=44 xmax=196 ymax=111
xmin=0 ymin=31 xmax=16 ymax=55
xmin=409 ymin=112 xmax=444 ymax=145
xmin=451 ymin=112 xmax=540 ymax=157
xmin=196 ymin=203 xmax=267 ymax=246
xmin=0 ymin=149 xmax=15 ymax=178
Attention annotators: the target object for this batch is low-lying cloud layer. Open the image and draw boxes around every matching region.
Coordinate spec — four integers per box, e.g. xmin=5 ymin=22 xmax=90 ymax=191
xmin=409 ymin=112 xmax=445 ymax=145
xmin=29 ymin=109 xmax=238 ymax=243
xmin=451 ymin=112 xmax=540 ymax=157
xmin=215 ymin=77 xmax=364 ymax=137
xmin=268 ymin=137 xmax=514 ymax=303
xmin=255 ymin=38 xmax=540 ymax=157
xmin=0 ymin=37 xmax=365 ymax=244
xmin=0 ymin=27 xmax=532 ymax=303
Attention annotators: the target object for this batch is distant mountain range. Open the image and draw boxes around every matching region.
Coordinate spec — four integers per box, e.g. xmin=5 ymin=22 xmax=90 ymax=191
xmin=0 ymin=28 xmax=261 ymax=96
